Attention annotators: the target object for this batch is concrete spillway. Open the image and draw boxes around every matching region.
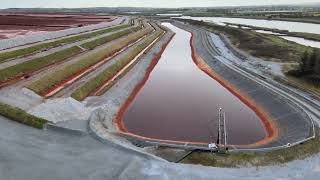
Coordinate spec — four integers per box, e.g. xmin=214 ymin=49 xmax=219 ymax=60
xmin=117 ymin=23 xmax=268 ymax=145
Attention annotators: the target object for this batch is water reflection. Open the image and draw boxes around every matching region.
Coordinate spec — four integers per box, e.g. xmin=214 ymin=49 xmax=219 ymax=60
xmin=255 ymin=30 xmax=285 ymax=35
xmin=281 ymin=36 xmax=320 ymax=48
xmin=178 ymin=16 xmax=320 ymax=34
xmin=177 ymin=16 xmax=320 ymax=48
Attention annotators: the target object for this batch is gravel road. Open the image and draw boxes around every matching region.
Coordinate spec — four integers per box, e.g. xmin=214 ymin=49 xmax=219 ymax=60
xmin=0 ymin=25 xmax=133 ymax=70
xmin=0 ymin=16 xmax=127 ymax=50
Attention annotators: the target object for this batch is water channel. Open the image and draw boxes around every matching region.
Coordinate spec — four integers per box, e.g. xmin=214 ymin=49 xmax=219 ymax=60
xmin=177 ymin=16 xmax=320 ymax=48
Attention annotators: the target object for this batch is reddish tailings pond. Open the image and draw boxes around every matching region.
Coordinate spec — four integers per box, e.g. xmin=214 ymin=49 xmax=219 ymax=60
xmin=118 ymin=23 xmax=269 ymax=145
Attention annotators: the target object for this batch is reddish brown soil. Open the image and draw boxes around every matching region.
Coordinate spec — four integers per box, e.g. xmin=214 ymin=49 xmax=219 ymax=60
xmin=0 ymin=13 xmax=118 ymax=39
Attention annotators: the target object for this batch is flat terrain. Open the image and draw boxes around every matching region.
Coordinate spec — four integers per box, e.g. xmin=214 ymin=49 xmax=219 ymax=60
xmin=0 ymin=13 xmax=319 ymax=179
xmin=0 ymin=13 xmax=117 ymax=39
xmin=0 ymin=115 xmax=319 ymax=179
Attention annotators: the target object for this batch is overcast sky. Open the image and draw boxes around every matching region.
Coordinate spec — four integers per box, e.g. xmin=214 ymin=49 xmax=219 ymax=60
xmin=1 ymin=0 xmax=319 ymax=9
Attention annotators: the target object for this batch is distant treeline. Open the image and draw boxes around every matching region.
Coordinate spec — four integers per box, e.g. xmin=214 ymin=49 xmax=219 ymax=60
xmin=288 ymin=49 xmax=320 ymax=84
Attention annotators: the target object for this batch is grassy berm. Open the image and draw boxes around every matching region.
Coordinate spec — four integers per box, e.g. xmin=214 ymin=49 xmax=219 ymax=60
xmin=0 ymin=102 xmax=47 ymax=129
xmin=71 ymin=29 xmax=164 ymax=100
xmin=0 ymin=24 xmax=130 ymax=63
xmin=180 ymin=19 xmax=312 ymax=63
xmin=182 ymin=134 xmax=320 ymax=167
xmin=0 ymin=46 xmax=82 ymax=82
xmin=27 ymin=24 xmax=153 ymax=95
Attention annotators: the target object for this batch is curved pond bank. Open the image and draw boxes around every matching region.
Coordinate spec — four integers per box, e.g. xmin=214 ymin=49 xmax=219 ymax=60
xmin=117 ymin=23 xmax=270 ymax=145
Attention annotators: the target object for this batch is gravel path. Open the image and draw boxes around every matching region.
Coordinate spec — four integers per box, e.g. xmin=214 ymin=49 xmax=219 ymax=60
xmin=0 ymin=25 xmax=133 ymax=70
xmin=0 ymin=25 xmax=142 ymax=111
xmin=0 ymin=16 xmax=127 ymax=50
xmin=54 ymin=28 xmax=155 ymax=98
xmin=26 ymin=30 xmax=160 ymax=123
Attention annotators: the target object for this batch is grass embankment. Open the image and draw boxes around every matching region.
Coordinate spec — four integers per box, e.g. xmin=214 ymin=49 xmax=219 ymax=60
xmin=27 ymin=23 xmax=154 ymax=96
xmin=0 ymin=26 xmax=141 ymax=83
xmin=225 ymin=22 xmax=320 ymax=42
xmin=0 ymin=24 xmax=131 ymax=63
xmin=0 ymin=102 xmax=47 ymax=129
xmin=71 ymin=28 xmax=164 ymax=100
xmin=0 ymin=46 xmax=82 ymax=82
xmin=180 ymin=19 xmax=312 ymax=63
xmin=81 ymin=26 xmax=140 ymax=49
xmin=182 ymin=133 xmax=320 ymax=167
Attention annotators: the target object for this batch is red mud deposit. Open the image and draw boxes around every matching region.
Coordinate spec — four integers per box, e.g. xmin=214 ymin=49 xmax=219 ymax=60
xmin=116 ymin=23 xmax=278 ymax=146
xmin=0 ymin=13 xmax=118 ymax=39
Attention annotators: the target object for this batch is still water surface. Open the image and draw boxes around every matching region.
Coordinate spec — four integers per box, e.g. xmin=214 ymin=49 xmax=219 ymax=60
xmin=178 ymin=16 xmax=320 ymax=34
xmin=178 ymin=16 xmax=320 ymax=48
xmin=121 ymin=23 xmax=267 ymax=145
xmin=280 ymin=36 xmax=320 ymax=48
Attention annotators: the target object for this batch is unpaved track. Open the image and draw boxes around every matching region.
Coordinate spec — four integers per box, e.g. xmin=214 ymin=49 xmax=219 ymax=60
xmin=54 ymin=29 xmax=157 ymax=98
xmin=3 ymin=25 xmax=143 ymax=87
xmin=0 ymin=17 xmax=127 ymax=53
xmin=0 ymin=26 xmax=145 ymax=110
xmin=0 ymin=25 xmax=134 ymax=70
xmin=0 ymin=16 xmax=127 ymax=50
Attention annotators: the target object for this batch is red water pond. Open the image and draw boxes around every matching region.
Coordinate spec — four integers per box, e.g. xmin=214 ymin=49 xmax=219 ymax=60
xmin=119 ymin=23 xmax=267 ymax=145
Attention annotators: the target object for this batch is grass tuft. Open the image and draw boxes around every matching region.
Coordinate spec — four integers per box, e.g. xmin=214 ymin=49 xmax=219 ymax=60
xmin=27 ymin=24 xmax=153 ymax=95
xmin=0 ymin=24 xmax=130 ymax=63
xmin=0 ymin=102 xmax=48 ymax=129
xmin=182 ymin=134 xmax=320 ymax=167
xmin=71 ymin=29 xmax=164 ymax=100
xmin=0 ymin=46 xmax=82 ymax=82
